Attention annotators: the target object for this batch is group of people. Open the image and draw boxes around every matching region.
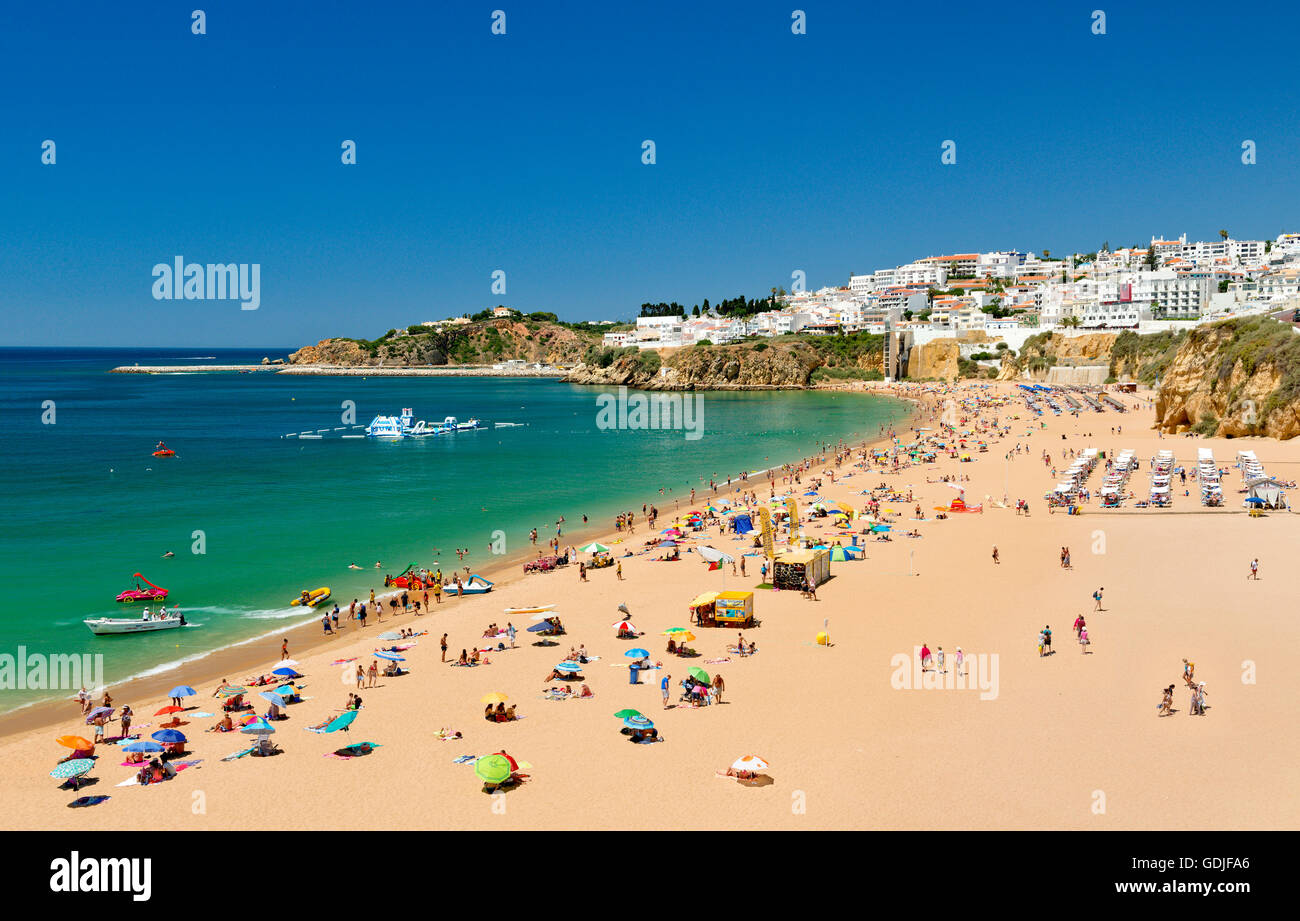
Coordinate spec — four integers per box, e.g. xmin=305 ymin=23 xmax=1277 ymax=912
xmin=919 ymin=643 xmax=964 ymax=675
xmin=1158 ymin=660 xmax=1209 ymax=716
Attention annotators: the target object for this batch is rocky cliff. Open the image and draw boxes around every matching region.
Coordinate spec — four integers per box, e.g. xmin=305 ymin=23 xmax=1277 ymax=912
xmin=562 ymin=342 xmax=822 ymax=390
xmin=289 ymin=318 xmax=602 ymax=367
xmin=906 ymin=339 xmax=960 ymax=380
xmin=1153 ymin=316 xmax=1300 ymax=439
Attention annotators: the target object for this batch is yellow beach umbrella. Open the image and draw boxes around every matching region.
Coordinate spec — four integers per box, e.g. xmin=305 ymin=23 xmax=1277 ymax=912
xmin=672 ymin=632 xmax=696 ymax=643
xmin=480 ymin=692 xmax=509 ymax=705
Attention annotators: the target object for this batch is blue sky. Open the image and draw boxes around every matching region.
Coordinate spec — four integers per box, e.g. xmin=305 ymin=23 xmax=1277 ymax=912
xmin=3 ymin=1 xmax=1299 ymax=347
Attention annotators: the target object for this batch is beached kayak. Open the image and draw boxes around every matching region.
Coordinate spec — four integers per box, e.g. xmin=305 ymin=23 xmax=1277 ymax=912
xmin=503 ymin=603 xmax=555 ymax=614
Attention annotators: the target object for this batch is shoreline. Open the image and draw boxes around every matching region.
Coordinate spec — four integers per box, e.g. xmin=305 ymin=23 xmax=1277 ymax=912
xmin=0 ymin=384 xmax=915 ymax=740
xmin=109 ymin=364 xmax=567 ymax=377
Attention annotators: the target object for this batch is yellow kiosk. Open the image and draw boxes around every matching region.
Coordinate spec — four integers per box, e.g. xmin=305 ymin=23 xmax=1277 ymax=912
xmin=714 ymin=590 xmax=755 ymax=628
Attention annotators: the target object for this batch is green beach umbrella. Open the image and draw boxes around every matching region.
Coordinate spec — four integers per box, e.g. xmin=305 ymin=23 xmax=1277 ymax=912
xmin=474 ymin=754 xmax=513 ymax=785
xmin=578 ymin=542 xmax=610 ymax=554
xmin=688 ymin=667 xmax=710 ymax=684
xmin=613 ymin=709 xmax=643 ymax=719
xmin=50 ymin=759 xmax=96 ymax=780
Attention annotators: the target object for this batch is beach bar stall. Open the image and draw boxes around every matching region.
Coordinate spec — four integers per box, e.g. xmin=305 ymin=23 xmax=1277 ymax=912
xmin=772 ymin=548 xmax=830 ymax=591
xmin=713 ymin=590 xmax=755 ymax=627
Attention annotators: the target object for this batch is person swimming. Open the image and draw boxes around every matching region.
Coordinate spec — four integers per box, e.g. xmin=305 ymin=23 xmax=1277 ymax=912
xmin=162 ymin=550 xmax=175 ymax=558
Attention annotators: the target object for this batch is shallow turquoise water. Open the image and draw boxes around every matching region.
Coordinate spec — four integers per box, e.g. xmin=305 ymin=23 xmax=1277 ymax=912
xmin=0 ymin=347 xmax=907 ymax=710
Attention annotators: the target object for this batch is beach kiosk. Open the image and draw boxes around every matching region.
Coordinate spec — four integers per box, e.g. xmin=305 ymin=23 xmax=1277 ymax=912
xmin=713 ymin=591 xmax=755 ymax=628
xmin=772 ymin=548 xmax=830 ymax=591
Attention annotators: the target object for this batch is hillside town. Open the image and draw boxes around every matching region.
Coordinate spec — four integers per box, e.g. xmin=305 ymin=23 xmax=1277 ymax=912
xmin=601 ymin=232 xmax=1300 ymax=354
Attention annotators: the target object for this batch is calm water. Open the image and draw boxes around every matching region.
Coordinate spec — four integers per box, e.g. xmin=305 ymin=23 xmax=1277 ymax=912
xmin=0 ymin=347 xmax=907 ymax=711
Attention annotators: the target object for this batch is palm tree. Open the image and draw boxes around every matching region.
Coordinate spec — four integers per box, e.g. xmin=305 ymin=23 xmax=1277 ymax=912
xmin=1219 ymin=229 xmax=1229 ymax=241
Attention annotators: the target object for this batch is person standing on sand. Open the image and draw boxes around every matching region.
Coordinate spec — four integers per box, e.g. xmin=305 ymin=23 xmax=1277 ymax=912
xmin=367 ymin=660 xmax=378 ymax=688
xmin=662 ymin=672 xmax=671 ymax=708
xmin=920 ymin=643 xmax=932 ymax=672
xmin=616 ymin=560 xmax=623 ymax=580
xmin=355 ymin=665 xmax=364 ymax=690
xmin=1073 ymin=614 xmax=1085 ymax=637
xmin=1093 ymin=587 xmax=1104 ymax=611
xmin=992 ymin=546 xmax=999 ymax=564
xmin=349 ymin=599 xmax=357 ymax=621
xmin=936 ymin=646 xmax=945 ymax=674
xmin=1079 ymin=627 xmax=1090 ymax=654
xmin=1249 ymin=558 xmax=1259 ymax=580
xmin=281 ymin=638 xmax=289 ymax=660
xmin=77 ymin=686 xmax=90 ymax=714
xmin=369 ymin=589 xmax=375 ymax=607
xmin=954 ymin=646 xmax=964 ymax=677
xmin=507 ymin=622 xmax=516 ymax=648
xmin=433 ymin=580 xmax=442 ymax=605
xmin=440 ymin=634 xmax=448 ymax=662
xmin=712 ymin=673 xmax=725 ymax=703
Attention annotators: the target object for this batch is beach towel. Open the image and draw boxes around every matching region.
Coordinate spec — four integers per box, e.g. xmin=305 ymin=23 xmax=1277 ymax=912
xmin=220 ymin=746 xmax=257 ymax=762
xmin=190 ymin=712 xmax=215 ymax=718
xmin=452 ymin=754 xmax=478 ymax=765
xmin=330 ymin=657 xmax=358 ymax=666
xmin=68 ymin=795 xmax=111 ymax=808
xmin=706 ymin=656 xmax=733 ymax=664
xmin=434 ymin=731 xmax=463 ymax=741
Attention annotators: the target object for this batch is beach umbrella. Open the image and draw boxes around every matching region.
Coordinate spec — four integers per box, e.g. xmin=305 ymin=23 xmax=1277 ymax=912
xmin=259 ymin=691 xmax=287 ymax=708
xmin=240 ymin=718 xmax=275 ymax=735
xmin=662 ymin=627 xmax=689 ymax=635
xmin=50 ymin=759 xmax=96 ymax=780
xmin=122 ymin=740 xmax=164 ymax=754
xmin=611 ymin=620 xmax=637 ymax=631
xmin=1245 ymin=497 xmax=1265 ymax=505
xmin=658 ymin=540 xmax=678 ymax=548
xmin=271 ymin=667 xmax=299 ymax=678
xmin=525 ymin=622 xmax=551 ymax=633
xmin=323 ymin=710 xmax=359 ymax=734
xmin=377 ymin=631 xmax=402 ymax=640
xmin=154 ymin=705 xmax=183 ymax=717
xmin=273 ymin=684 xmax=298 ymax=697
xmin=151 ymin=729 xmax=187 ymax=744
xmin=474 ymin=754 xmax=513 ymax=785
xmin=481 ymin=692 xmax=509 ymax=705
xmin=578 ymin=542 xmax=610 ymax=554
xmin=688 ymin=667 xmax=711 ymax=683
xmin=373 ymin=651 xmax=405 ymax=661
xmin=829 ymin=547 xmax=851 ymax=562
xmin=624 ymin=648 xmax=649 ymax=659
xmin=527 ymin=612 xmax=555 ymax=621
xmin=698 ymin=546 xmax=734 ymax=563
xmin=616 ymin=603 xmax=630 ymax=614
xmin=85 ymin=706 xmax=113 ymax=722
xmin=168 ymin=685 xmax=196 ymax=699
xmin=613 ymin=709 xmax=643 ymax=719
xmin=623 ymin=715 xmax=654 ymax=730
xmin=672 ymin=631 xmax=696 ymax=643
xmin=278 ymin=659 xmax=300 ymax=668
xmin=731 ymin=755 xmax=769 ymax=772
xmin=56 ymin=735 xmax=93 ymax=750
xmin=217 ymin=685 xmax=248 ymax=698
xmin=554 ymin=662 xmax=582 ymax=674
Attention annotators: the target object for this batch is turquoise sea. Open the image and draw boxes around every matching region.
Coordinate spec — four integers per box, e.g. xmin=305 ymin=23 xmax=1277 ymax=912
xmin=0 ymin=347 xmax=908 ymax=712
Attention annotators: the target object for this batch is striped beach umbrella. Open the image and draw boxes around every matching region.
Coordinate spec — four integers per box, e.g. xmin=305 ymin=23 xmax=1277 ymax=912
xmin=623 ymin=715 xmax=654 ymax=730
xmin=373 ymin=652 xmax=405 ymax=662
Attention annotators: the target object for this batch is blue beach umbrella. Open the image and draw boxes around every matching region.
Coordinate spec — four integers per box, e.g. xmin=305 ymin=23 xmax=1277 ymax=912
xmin=623 ymin=715 xmax=654 ymax=730
xmin=150 ymin=729 xmax=187 ymax=744
xmin=554 ymin=662 xmax=582 ymax=674
xmin=240 ymin=718 xmax=275 ymax=735
xmin=373 ymin=651 xmax=405 ymax=662
xmin=526 ymin=622 xmax=550 ymax=633
xmin=122 ymin=740 xmax=164 ymax=754
xmin=658 ymin=540 xmax=677 ymax=548
xmin=259 ymin=691 xmax=287 ymax=708
xmin=624 ymin=648 xmax=649 ymax=659
xmin=323 ymin=710 xmax=358 ymax=734
xmin=168 ymin=685 xmax=196 ymax=698
xmin=271 ymin=667 xmax=300 ymax=678
xmin=273 ymin=684 xmax=298 ymax=697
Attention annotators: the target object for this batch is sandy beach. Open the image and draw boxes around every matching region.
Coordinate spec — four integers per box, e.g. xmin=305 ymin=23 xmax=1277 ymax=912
xmin=5 ymin=382 xmax=1297 ymax=831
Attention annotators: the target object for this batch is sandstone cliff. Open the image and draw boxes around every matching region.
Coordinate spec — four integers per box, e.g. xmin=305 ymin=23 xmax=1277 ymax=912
xmin=562 ymin=342 xmax=821 ymax=390
xmin=289 ymin=318 xmax=602 ymax=368
xmin=1153 ymin=317 xmax=1300 ymax=439
xmin=906 ymin=339 xmax=960 ymax=380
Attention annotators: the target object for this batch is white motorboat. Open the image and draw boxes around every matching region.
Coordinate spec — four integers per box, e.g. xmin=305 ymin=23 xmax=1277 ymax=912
xmin=85 ymin=615 xmax=187 ymax=635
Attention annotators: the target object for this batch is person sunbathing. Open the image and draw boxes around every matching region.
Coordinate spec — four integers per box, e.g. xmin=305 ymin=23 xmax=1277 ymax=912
xmin=208 ymin=714 xmax=235 ymax=733
xmin=543 ymin=667 xmax=570 ymax=681
xmin=470 ymin=649 xmax=482 ymax=665
xmin=577 ymin=684 xmax=593 ymax=698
